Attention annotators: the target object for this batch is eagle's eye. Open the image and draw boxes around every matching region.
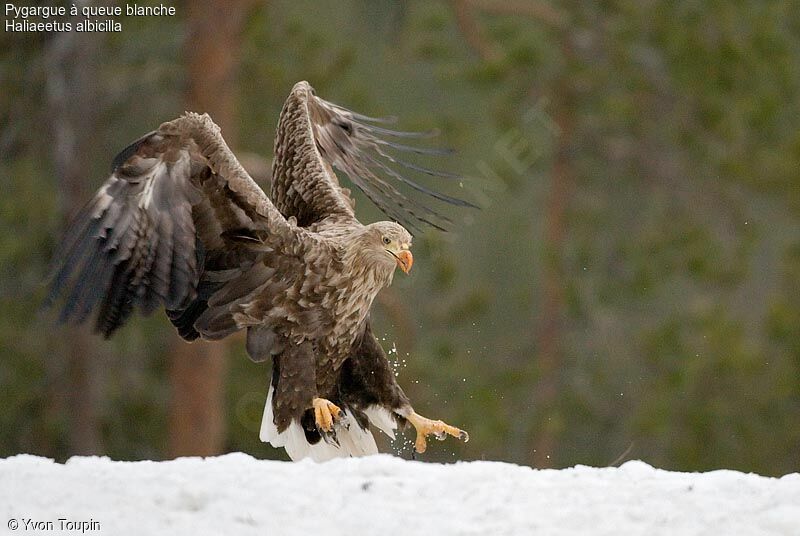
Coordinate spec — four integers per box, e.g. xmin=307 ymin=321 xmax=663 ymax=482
xmin=382 ymin=236 xmax=391 ymax=245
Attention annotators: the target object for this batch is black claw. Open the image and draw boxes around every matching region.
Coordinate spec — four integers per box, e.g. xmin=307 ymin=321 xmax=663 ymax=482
xmin=319 ymin=427 xmax=340 ymax=447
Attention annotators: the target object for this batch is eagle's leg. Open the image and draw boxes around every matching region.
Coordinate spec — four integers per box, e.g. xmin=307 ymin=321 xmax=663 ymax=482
xmin=399 ymin=408 xmax=469 ymax=454
xmin=312 ymin=397 xmax=343 ymax=432
xmin=341 ymin=322 xmax=470 ymax=454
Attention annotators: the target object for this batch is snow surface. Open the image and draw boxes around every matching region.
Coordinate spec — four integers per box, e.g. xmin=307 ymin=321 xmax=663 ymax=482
xmin=1 ymin=453 xmax=798 ymax=536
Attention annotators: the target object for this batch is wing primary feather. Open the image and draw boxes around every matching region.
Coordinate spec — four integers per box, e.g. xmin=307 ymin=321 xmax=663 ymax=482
xmin=362 ymin=152 xmax=477 ymax=208
xmin=368 ymin=143 xmax=466 ymax=181
xmin=307 ymin=91 xmax=477 ymax=233
xmin=167 ymin=219 xmax=197 ymax=309
xmin=347 ymin=164 xmax=452 ymax=233
xmin=337 ymin=168 xmax=413 ymax=227
xmin=45 ymin=217 xmax=104 ymax=308
xmin=150 ymin=217 xmax=173 ymax=309
xmin=59 ymin=240 xmax=112 ymax=323
xmin=376 ymin=153 xmax=464 ymax=179
xmin=110 ymin=131 xmax=157 ymax=172
xmin=49 ymin=204 xmax=103 ymax=269
xmin=350 ymin=120 xmax=440 ymax=139
xmin=321 ymin=100 xmax=399 ymax=124
xmin=136 ymin=229 xmax=161 ymax=315
xmin=354 ymin=181 xmax=426 ymax=235
xmin=95 ymin=263 xmax=135 ymax=337
xmin=362 ymin=169 xmax=452 ymax=229
xmin=46 ymin=179 xmax=128 ymax=291
xmin=369 ymin=137 xmax=456 ymax=157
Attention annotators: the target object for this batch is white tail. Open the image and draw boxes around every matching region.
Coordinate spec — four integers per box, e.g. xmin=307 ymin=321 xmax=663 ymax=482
xmin=260 ymin=384 xmax=398 ymax=462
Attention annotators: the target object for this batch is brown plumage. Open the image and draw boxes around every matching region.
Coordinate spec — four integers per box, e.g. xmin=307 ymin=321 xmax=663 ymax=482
xmin=47 ymin=81 xmax=472 ymax=461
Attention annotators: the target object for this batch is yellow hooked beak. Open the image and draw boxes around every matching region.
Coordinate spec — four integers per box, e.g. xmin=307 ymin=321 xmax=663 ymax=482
xmin=395 ymin=249 xmax=413 ymax=274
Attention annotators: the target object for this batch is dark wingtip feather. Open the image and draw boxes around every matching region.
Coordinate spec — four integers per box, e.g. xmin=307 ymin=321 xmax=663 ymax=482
xmin=324 ymin=101 xmax=398 ymax=124
xmin=375 ymin=138 xmax=456 ymax=157
xmin=354 ymin=120 xmax=440 ymax=139
xmin=110 ymin=131 xmax=156 ymax=172
xmin=311 ymin=93 xmax=480 ymax=233
xmin=363 ymin=152 xmax=479 ymax=210
xmin=388 ymin=156 xmax=465 ymax=180
xmin=166 ymin=302 xmax=205 ymax=341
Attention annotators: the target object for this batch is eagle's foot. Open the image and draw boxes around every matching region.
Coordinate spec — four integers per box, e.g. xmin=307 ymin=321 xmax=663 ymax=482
xmin=312 ymin=397 xmax=343 ymax=432
xmin=405 ymin=411 xmax=469 ymax=454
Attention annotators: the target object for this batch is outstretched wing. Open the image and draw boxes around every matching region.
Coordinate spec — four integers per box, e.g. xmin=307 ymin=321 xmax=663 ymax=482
xmin=46 ymin=112 xmax=297 ymax=338
xmin=272 ymin=81 xmax=477 ymax=233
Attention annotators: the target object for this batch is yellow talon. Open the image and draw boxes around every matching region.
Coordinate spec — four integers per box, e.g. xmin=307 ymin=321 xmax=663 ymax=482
xmin=405 ymin=411 xmax=469 ymax=454
xmin=312 ymin=398 xmax=342 ymax=432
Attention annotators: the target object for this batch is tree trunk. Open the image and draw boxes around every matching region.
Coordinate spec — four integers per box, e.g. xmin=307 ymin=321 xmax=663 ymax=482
xmin=46 ymin=29 xmax=104 ymax=457
xmin=531 ymin=36 xmax=575 ymax=468
xmin=167 ymin=0 xmax=255 ymax=458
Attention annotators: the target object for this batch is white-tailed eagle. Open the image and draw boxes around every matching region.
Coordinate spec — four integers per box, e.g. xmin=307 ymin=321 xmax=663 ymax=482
xmin=47 ymin=81 xmax=472 ymax=461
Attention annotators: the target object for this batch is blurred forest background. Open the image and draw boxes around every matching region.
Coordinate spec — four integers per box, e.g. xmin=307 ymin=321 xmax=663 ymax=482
xmin=2 ymin=0 xmax=799 ymax=476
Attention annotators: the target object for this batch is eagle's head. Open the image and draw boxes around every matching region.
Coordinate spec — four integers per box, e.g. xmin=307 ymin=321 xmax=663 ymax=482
xmin=365 ymin=221 xmax=413 ymax=275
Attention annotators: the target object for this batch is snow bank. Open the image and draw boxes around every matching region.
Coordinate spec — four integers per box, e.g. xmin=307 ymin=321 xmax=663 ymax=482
xmin=1 ymin=453 xmax=798 ymax=535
